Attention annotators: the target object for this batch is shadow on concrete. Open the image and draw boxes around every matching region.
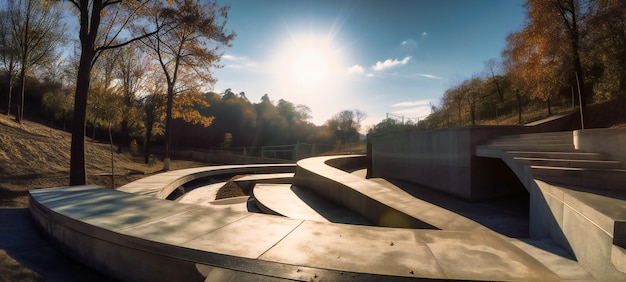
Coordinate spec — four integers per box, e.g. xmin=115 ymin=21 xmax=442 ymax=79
xmin=382 ymin=179 xmax=530 ymax=238
xmin=289 ymin=185 xmax=375 ymax=226
xmin=0 ymin=208 xmax=110 ymax=281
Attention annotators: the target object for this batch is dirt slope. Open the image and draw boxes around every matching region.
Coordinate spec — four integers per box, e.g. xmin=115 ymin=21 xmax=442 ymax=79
xmin=0 ymin=114 xmax=207 ymax=207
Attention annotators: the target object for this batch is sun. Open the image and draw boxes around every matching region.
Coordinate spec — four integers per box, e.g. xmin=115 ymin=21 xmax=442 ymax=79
xmin=291 ymin=48 xmax=330 ymax=85
xmin=273 ymin=34 xmax=345 ymax=89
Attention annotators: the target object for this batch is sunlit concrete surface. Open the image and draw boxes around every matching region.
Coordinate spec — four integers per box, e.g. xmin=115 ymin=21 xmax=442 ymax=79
xmin=29 ymin=154 xmax=603 ymax=281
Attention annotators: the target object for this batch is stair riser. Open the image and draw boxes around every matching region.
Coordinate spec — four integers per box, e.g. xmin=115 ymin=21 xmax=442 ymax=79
xmin=532 ymin=168 xmax=626 ymax=192
xmin=518 ymin=159 xmax=621 ymax=169
xmin=489 ymin=144 xmax=575 ymax=152
xmin=499 ymin=132 xmax=573 ymax=140
xmin=507 ymin=152 xmax=604 ymax=160
xmin=491 ymin=138 xmax=573 ymax=145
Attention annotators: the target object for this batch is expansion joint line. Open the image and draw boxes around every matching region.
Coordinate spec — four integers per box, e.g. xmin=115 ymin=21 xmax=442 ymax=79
xmin=256 ymin=220 xmax=305 ymax=259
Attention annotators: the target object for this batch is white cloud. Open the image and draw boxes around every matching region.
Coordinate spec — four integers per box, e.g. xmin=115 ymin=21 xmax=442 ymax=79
xmin=392 ymin=106 xmax=432 ymax=119
xmin=421 ymin=32 xmax=429 ymax=37
xmin=414 ymin=73 xmax=443 ymax=80
xmin=347 ymin=64 xmax=364 ymax=74
xmin=392 ymin=99 xmax=431 ymax=107
xmin=372 ymin=56 xmax=412 ymax=71
xmin=222 ymin=54 xmax=257 ymax=69
xmin=222 ymin=54 xmax=237 ymax=61
xmin=366 ymin=73 xmax=374 ymax=78
xmin=401 ymin=39 xmax=417 ymax=47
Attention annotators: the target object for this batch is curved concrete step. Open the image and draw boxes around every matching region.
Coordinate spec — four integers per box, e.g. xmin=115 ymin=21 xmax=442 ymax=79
xmin=252 ymin=183 xmax=373 ymax=225
xmin=31 ymin=167 xmax=575 ymax=281
xmin=295 ymin=155 xmax=490 ymax=231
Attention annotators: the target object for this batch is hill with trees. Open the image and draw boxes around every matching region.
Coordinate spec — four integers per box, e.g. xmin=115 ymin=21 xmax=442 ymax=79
xmin=370 ymin=0 xmax=625 ymax=134
xmin=0 ymin=0 xmax=368 ymax=186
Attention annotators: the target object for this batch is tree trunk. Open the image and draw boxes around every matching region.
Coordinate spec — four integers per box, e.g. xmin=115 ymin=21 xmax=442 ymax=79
xmin=516 ymin=90 xmax=522 ymax=125
xmin=6 ymin=72 xmax=13 ymax=115
xmin=16 ymin=67 xmax=26 ymax=123
xmin=117 ymin=120 xmax=128 ymax=153
xmin=547 ymin=98 xmax=552 ymax=116
xmin=144 ymin=119 xmax=153 ymax=164
xmin=163 ymin=84 xmax=174 ymax=170
xmin=69 ymin=46 xmax=94 ymax=186
xmin=566 ymin=0 xmax=588 ymax=128
xmin=109 ymin=125 xmax=115 ymax=189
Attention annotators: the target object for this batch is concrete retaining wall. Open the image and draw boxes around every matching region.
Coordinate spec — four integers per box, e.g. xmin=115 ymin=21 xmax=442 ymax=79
xmin=369 ymin=126 xmax=526 ymax=200
xmin=574 ymin=128 xmax=626 ymax=167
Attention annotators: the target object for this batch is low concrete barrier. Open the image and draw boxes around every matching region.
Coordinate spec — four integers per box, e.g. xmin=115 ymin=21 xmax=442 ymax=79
xmin=574 ymin=128 xmax=626 ymax=167
xmin=118 ymin=164 xmax=296 ymax=199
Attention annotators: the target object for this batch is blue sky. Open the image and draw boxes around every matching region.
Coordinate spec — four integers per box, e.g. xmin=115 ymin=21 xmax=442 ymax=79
xmin=213 ymin=0 xmax=526 ymax=129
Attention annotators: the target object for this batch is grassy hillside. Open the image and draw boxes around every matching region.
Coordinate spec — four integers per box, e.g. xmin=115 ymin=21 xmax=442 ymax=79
xmin=0 ymin=114 xmax=209 ymax=208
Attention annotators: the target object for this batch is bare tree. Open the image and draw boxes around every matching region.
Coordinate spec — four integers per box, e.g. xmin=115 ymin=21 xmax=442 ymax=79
xmin=115 ymin=46 xmax=146 ymax=153
xmin=3 ymin=0 xmax=65 ymax=122
xmin=0 ymin=7 xmax=20 ymax=116
xmin=485 ymin=59 xmax=504 ymax=102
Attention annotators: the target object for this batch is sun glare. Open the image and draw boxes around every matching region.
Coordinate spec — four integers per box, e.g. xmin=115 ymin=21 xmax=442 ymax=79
xmin=291 ymin=48 xmax=329 ymax=85
xmin=273 ymin=34 xmax=346 ymax=92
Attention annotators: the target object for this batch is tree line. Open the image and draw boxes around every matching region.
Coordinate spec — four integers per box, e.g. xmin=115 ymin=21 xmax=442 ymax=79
xmin=371 ymin=0 xmax=625 ymax=133
xmin=0 ymin=0 xmax=366 ymax=185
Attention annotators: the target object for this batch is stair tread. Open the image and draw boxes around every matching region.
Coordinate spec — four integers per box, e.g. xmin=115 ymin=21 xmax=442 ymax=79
xmin=530 ymin=165 xmax=626 ymax=172
xmin=515 ymin=157 xmax=619 ymax=164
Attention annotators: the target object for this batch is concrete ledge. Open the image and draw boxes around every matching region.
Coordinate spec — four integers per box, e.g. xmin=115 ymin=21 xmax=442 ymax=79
xmin=574 ymin=128 xmax=626 ymax=166
xmin=118 ymin=164 xmax=296 ymax=199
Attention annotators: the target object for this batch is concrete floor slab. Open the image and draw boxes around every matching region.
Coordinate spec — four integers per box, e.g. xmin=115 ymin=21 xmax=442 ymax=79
xmin=259 ymin=220 xmax=445 ymax=278
xmin=181 ymin=214 xmax=303 ymax=259
xmin=120 ymin=207 xmax=250 ymax=245
xmin=420 ymin=231 xmax=562 ymax=281
xmin=31 ymin=186 xmax=198 ymax=231
xmin=509 ymin=238 xmax=594 ymax=280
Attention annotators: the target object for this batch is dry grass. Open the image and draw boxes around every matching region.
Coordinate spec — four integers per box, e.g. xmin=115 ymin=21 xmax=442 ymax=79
xmin=0 ymin=114 xmax=213 ymax=280
xmin=215 ymin=175 xmax=247 ymax=200
xmin=0 ymin=114 xmax=211 ymax=208
xmin=0 ymin=250 xmax=44 ymax=281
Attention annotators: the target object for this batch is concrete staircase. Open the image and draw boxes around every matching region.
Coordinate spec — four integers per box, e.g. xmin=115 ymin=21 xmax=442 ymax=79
xmin=479 ymin=131 xmax=626 ymax=192
xmin=477 ymin=131 xmax=626 ymax=279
